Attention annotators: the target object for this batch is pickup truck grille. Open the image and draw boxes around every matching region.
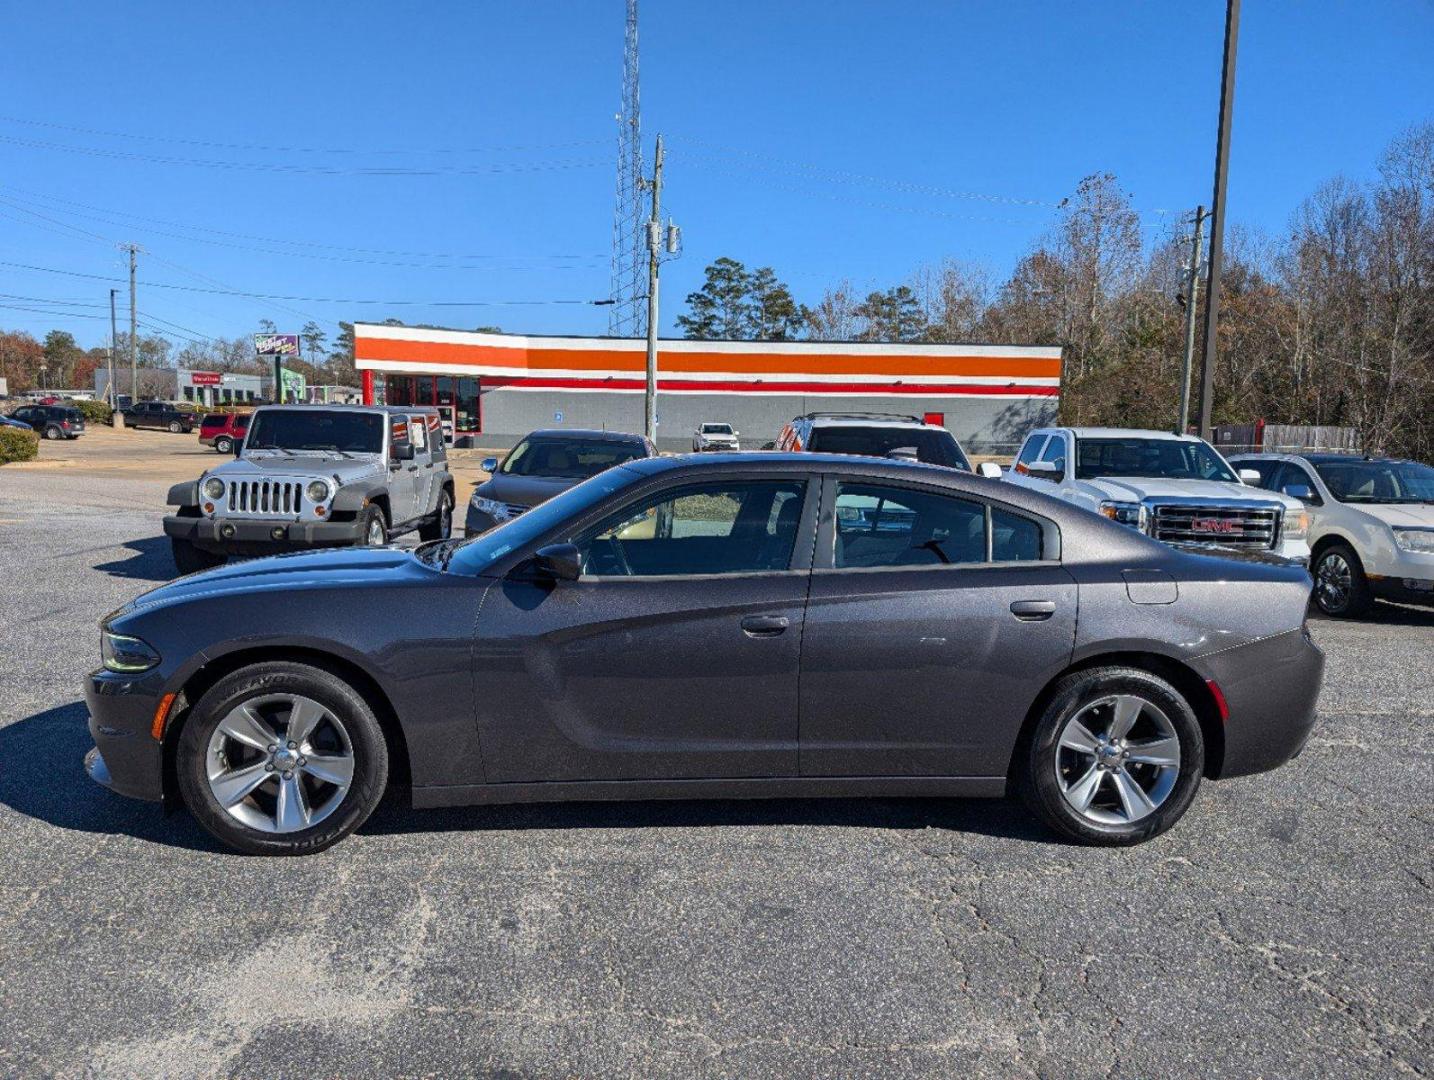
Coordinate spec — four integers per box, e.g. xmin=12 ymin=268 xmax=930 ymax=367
xmin=228 ymin=479 xmax=305 ymax=517
xmin=1150 ymin=504 xmax=1280 ymax=548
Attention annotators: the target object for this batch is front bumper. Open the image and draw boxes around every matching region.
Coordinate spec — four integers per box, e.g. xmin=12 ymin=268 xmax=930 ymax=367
xmin=1194 ymin=626 xmax=1325 ymax=780
xmin=164 ymin=514 xmax=366 ymax=553
xmin=1368 ymin=574 xmax=1434 ymax=607
xmin=84 ymin=669 xmax=167 ymax=802
xmin=464 ymin=506 xmax=520 ymax=536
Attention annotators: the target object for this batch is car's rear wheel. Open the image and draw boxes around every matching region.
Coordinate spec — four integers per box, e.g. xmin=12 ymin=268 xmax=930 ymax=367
xmin=171 ymin=537 xmax=225 ymax=575
xmin=418 ymin=490 xmax=453 ymax=541
xmin=1017 ymin=667 xmax=1204 ymax=846
xmin=44 ymin=424 xmax=63 ymax=440
xmin=214 ymin=436 xmax=233 ymax=454
xmin=176 ymin=662 xmax=389 ymax=855
xmin=168 ymin=420 xmax=183 ymax=433
xmin=1313 ymin=542 xmax=1372 ymax=618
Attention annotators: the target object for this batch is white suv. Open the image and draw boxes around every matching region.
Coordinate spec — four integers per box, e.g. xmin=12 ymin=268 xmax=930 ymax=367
xmin=1001 ymin=427 xmax=1311 ymax=563
xmin=1229 ymin=452 xmax=1434 ymax=616
xmin=693 ymin=422 xmax=740 ymax=452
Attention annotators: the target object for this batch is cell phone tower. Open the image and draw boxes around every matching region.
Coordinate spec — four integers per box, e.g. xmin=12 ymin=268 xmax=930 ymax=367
xmin=608 ymin=0 xmax=645 ymax=337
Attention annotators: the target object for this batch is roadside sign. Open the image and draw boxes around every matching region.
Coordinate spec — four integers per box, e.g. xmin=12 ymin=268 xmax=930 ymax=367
xmin=554 ymin=410 xmax=564 ymax=423
xmin=189 ymin=371 xmax=222 ymax=386
xmin=254 ymin=334 xmax=300 ymax=356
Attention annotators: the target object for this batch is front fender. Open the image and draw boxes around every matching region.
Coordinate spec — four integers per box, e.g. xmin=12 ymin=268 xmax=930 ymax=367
xmin=331 ymin=482 xmax=389 ymax=514
xmin=167 ymin=480 xmax=200 ymax=507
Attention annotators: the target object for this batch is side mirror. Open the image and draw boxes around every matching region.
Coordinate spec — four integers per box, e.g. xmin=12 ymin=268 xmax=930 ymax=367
xmin=1026 ymin=460 xmax=1063 ymax=483
xmin=391 ymin=443 xmax=415 ymax=462
xmin=533 ymin=542 xmax=581 ymax=582
xmin=481 ymin=456 xmax=499 ymax=473
xmin=976 ymin=461 xmax=1003 ymax=479
xmin=1238 ymin=468 xmax=1262 ymax=485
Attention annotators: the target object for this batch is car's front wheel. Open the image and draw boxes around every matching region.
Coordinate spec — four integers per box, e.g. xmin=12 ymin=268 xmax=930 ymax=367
xmin=1017 ymin=667 xmax=1204 ymax=846
xmin=171 ymin=537 xmax=226 ymax=575
xmin=1313 ymin=542 xmax=1372 ymax=618
xmin=418 ymin=490 xmax=453 ymax=541
xmin=359 ymin=505 xmax=388 ymax=547
xmin=176 ymin=662 xmax=389 ymax=855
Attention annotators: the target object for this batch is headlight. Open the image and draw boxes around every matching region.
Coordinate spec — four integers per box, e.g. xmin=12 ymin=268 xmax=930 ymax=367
xmin=101 ymin=629 xmax=160 ymax=673
xmin=305 ymin=479 xmax=331 ymax=503
xmin=202 ymin=476 xmax=226 ymax=500
xmin=469 ymin=495 xmax=510 ymax=520
xmin=1283 ymin=510 xmax=1311 ymax=542
xmin=1098 ymin=501 xmax=1147 ymax=530
xmin=1393 ymin=528 xmax=1434 ymax=554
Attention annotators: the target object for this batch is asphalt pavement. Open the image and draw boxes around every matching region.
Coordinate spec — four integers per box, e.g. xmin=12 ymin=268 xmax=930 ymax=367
xmin=0 ymin=467 xmax=1430 ymax=1079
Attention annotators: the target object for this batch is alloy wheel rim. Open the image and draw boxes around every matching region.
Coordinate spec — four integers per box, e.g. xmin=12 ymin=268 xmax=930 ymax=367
xmin=1316 ymin=553 xmax=1351 ymax=612
xmin=1055 ymin=694 xmax=1180 ymax=826
xmin=205 ymin=694 xmax=355 ymax=834
xmin=441 ymin=498 xmax=452 ymax=537
xmin=367 ymin=518 xmax=385 ymax=546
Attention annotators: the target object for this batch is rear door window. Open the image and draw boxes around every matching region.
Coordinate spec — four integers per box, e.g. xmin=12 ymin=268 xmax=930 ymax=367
xmin=833 ymin=482 xmax=1045 ymax=568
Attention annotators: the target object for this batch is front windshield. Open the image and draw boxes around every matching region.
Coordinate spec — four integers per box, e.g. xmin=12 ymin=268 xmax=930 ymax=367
xmin=446 ymin=467 xmax=637 ymax=575
xmin=702 ymin=424 xmax=733 ymax=434
xmin=247 ymin=410 xmax=384 ymax=453
xmin=501 ymin=437 xmax=644 ymax=479
xmin=1315 ymin=458 xmax=1434 ymax=503
xmin=1075 ymin=437 xmax=1237 ymax=483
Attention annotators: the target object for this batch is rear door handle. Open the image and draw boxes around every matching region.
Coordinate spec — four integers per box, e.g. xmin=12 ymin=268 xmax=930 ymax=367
xmin=741 ymin=614 xmax=790 ymax=636
xmin=1010 ymin=600 xmax=1056 ymax=621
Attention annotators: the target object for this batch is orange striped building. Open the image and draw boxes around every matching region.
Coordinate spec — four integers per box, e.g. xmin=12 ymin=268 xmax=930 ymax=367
xmin=355 ymin=323 xmax=1061 ymax=451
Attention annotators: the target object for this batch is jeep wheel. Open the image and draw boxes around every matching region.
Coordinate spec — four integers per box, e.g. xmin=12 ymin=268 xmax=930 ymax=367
xmin=44 ymin=424 xmax=63 ymax=440
xmin=168 ymin=420 xmax=183 ymax=433
xmin=172 ymin=537 xmax=225 ymax=575
xmin=419 ymin=490 xmax=453 ymax=541
xmin=359 ymin=505 xmax=388 ymax=547
xmin=214 ymin=436 xmax=233 ymax=454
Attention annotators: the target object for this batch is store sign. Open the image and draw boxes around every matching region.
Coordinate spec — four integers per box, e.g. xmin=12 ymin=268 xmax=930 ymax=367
xmin=189 ymin=371 xmax=222 ymax=386
xmin=254 ymin=334 xmax=300 ymax=356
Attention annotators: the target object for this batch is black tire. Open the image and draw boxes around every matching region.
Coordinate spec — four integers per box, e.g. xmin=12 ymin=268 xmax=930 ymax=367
xmin=171 ymin=537 xmax=226 ymax=575
xmin=175 ymin=662 xmax=389 ymax=855
xmin=418 ymin=489 xmax=454 ymax=541
xmin=1312 ymin=541 xmax=1372 ymax=618
xmin=214 ymin=436 xmax=233 ymax=454
xmin=168 ymin=420 xmax=183 ymax=433
xmin=1016 ymin=667 xmax=1204 ymax=846
xmin=359 ymin=504 xmax=388 ymax=547
xmin=44 ymin=424 xmax=63 ymax=440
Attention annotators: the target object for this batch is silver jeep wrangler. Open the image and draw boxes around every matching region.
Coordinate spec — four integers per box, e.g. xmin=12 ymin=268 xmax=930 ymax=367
xmin=164 ymin=405 xmax=454 ymax=573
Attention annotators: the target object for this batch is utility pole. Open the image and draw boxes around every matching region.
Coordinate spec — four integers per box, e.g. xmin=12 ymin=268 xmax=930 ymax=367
xmin=1177 ymin=206 xmax=1208 ymax=435
xmin=1195 ymin=0 xmax=1240 ymax=440
xmin=124 ymin=244 xmax=140 ymax=402
xmin=643 ymin=133 xmax=664 ymax=442
xmin=108 ymin=288 xmax=119 ymax=407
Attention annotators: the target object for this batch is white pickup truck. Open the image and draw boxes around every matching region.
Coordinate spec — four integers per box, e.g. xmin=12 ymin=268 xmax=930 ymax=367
xmin=1000 ymin=427 xmax=1312 ymax=564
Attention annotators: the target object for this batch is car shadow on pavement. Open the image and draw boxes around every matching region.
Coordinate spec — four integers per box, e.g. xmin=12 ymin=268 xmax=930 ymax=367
xmin=94 ymin=536 xmax=176 ymax=583
xmin=0 ymin=701 xmax=220 ymax=853
xmin=1308 ymin=600 xmax=1434 ymax=626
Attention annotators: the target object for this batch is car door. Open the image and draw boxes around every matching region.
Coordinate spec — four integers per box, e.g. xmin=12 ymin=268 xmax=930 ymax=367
xmin=799 ymin=476 xmax=1077 ymax=778
xmin=472 ymin=474 xmax=817 ymax=783
xmin=385 ymin=416 xmax=423 ymax=525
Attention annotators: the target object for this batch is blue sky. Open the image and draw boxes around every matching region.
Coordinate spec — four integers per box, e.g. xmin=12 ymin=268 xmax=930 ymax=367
xmin=1 ymin=0 xmax=1431 ymax=353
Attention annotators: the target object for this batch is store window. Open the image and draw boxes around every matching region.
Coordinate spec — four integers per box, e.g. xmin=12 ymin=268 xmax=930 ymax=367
xmin=387 ymin=375 xmax=414 ymax=406
xmin=456 ymin=377 xmax=480 ymax=432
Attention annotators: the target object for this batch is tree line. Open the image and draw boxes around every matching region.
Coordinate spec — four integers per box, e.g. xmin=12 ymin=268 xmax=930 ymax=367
xmin=677 ymin=123 xmax=1434 ymax=461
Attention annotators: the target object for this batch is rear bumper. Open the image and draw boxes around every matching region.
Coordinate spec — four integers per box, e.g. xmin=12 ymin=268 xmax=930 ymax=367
xmin=1194 ymin=627 xmax=1325 ymax=779
xmin=84 ymin=669 xmax=166 ymax=802
xmin=163 ymin=514 xmax=366 ymax=553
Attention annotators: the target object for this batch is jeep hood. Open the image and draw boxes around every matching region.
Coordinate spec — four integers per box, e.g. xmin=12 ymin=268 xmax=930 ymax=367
xmin=206 ymin=453 xmax=385 ymax=486
xmin=1078 ymin=476 xmax=1297 ymax=508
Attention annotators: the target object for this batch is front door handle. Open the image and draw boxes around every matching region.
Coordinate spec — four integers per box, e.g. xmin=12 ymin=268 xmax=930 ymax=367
xmin=1010 ymin=600 xmax=1056 ymax=622
xmin=741 ymin=614 xmax=790 ymax=637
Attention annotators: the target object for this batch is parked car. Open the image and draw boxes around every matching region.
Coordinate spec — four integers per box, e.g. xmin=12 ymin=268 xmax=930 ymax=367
xmin=1000 ymin=427 xmax=1312 ymax=564
xmin=120 ymin=400 xmax=195 ymax=433
xmin=163 ymin=405 xmax=454 ymax=573
xmin=9 ymin=403 xmax=86 ymax=440
xmin=2 ymin=412 xmax=37 ymax=430
xmin=465 ymin=428 xmax=655 ymax=534
xmin=198 ymin=412 xmax=252 ymax=454
xmin=775 ymin=412 xmax=983 ymax=472
xmin=86 ymin=452 xmax=1323 ymax=855
xmin=693 ymin=421 xmax=740 ymax=452
xmin=1229 ymin=452 xmax=1434 ymax=616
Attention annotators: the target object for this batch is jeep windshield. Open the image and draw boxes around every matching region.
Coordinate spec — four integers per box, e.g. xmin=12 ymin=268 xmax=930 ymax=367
xmin=1314 ymin=458 xmax=1434 ymax=503
xmin=1075 ymin=437 xmax=1237 ymax=483
xmin=500 ymin=436 xmax=645 ymax=479
xmin=806 ymin=426 xmax=971 ymax=470
xmin=246 ymin=410 xmax=384 ymax=454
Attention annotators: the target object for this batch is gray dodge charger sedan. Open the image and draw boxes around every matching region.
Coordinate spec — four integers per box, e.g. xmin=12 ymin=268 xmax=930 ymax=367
xmin=85 ymin=453 xmax=1324 ymax=855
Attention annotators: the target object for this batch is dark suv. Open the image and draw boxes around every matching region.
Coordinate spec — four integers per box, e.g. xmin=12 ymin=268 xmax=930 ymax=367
xmin=120 ymin=400 xmax=195 ymax=433
xmin=775 ymin=412 xmax=975 ymax=470
xmin=10 ymin=403 xmax=86 ymax=440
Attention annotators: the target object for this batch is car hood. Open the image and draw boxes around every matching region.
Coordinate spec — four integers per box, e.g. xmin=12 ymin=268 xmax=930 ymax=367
xmin=1341 ymin=502 xmax=1434 ymax=527
xmin=208 ymin=453 xmax=385 ymax=485
xmin=114 ymin=547 xmax=422 ymax=622
xmin=474 ymin=472 xmax=581 ymax=507
xmin=1079 ymin=476 xmax=1298 ymax=508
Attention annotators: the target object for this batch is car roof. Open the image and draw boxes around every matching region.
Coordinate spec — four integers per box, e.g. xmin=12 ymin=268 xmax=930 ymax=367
xmin=1054 ymin=427 xmax=1203 ymax=442
xmin=619 ymin=451 xmax=957 ymax=477
xmin=1228 ymin=451 xmax=1410 ymax=466
xmin=801 ymin=413 xmax=928 ymax=428
xmin=526 ymin=428 xmax=646 ymax=442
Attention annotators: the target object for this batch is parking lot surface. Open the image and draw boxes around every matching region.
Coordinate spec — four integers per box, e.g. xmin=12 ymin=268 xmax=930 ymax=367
xmin=1 ymin=462 xmax=1430 ymax=1079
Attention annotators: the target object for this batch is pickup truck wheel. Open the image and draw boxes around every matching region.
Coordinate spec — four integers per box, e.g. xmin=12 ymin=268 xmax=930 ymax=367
xmin=175 ymin=662 xmax=389 ymax=855
xmin=168 ymin=420 xmax=183 ymax=433
xmin=214 ymin=436 xmax=233 ymax=454
xmin=359 ymin=505 xmax=388 ymax=547
xmin=1313 ymin=542 xmax=1372 ymax=618
xmin=44 ymin=424 xmax=63 ymax=440
xmin=1016 ymin=667 xmax=1203 ymax=846
xmin=171 ymin=537 xmax=225 ymax=575
xmin=418 ymin=490 xmax=453 ymax=541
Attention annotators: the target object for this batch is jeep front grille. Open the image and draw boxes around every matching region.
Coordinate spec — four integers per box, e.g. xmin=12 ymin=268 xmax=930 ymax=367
xmin=1150 ymin=504 xmax=1280 ymax=548
xmin=228 ymin=479 xmax=305 ymax=517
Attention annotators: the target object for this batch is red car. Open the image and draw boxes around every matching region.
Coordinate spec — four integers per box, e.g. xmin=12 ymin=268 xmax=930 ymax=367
xmin=197 ymin=412 xmax=251 ymax=454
